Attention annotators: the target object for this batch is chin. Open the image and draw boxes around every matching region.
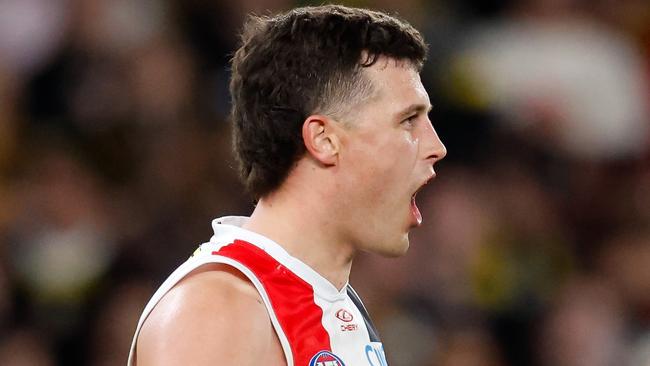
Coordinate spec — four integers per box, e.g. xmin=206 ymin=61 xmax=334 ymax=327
xmin=377 ymin=235 xmax=410 ymax=258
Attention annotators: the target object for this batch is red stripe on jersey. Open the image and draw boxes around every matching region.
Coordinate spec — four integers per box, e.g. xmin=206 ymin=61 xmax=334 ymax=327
xmin=214 ymin=240 xmax=331 ymax=365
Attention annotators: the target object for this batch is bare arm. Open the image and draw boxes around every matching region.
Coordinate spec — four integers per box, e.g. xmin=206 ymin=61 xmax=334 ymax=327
xmin=135 ymin=264 xmax=285 ymax=365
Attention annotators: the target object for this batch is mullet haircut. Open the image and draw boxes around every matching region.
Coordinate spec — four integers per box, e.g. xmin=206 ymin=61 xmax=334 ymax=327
xmin=230 ymin=5 xmax=428 ymax=199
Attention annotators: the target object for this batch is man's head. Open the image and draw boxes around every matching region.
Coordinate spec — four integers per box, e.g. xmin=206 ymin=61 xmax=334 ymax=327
xmin=230 ymin=5 xmax=428 ymax=199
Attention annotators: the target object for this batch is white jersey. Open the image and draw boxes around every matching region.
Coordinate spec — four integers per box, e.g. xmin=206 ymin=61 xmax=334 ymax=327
xmin=128 ymin=216 xmax=389 ymax=366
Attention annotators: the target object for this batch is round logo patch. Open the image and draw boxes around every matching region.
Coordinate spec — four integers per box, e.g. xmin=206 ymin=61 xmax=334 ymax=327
xmin=335 ymin=308 xmax=354 ymax=322
xmin=308 ymin=350 xmax=345 ymax=366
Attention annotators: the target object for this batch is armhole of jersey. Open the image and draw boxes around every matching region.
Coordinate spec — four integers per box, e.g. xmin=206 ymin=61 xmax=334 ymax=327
xmin=127 ymin=255 xmax=294 ymax=366
xmin=347 ymin=285 xmax=382 ymax=343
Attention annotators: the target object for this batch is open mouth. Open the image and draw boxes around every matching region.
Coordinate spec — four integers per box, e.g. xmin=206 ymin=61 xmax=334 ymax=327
xmin=410 ymin=194 xmax=422 ymax=226
xmin=410 ymin=177 xmax=432 ymax=226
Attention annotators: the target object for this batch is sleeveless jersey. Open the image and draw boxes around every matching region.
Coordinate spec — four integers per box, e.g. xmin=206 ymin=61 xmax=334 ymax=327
xmin=128 ymin=216 xmax=389 ymax=366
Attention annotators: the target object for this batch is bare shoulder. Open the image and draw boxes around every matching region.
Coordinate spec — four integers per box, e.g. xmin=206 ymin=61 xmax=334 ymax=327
xmin=135 ymin=263 xmax=285 ymax=365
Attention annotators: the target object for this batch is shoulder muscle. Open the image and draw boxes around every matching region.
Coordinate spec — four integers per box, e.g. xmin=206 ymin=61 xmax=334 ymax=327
xmin=136 ymin=264 xmax=278 ymax=365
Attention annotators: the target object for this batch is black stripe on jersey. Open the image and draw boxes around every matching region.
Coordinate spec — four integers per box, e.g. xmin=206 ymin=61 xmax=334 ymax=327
xmin=346 ymin=285 xmax=381 ymax=342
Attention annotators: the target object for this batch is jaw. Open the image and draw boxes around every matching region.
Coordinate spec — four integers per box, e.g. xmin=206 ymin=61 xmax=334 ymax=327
xmin=346 ymin=206 xmax=412 ymax=258
xmin=378 ymin=232 xmax=411 ymax=257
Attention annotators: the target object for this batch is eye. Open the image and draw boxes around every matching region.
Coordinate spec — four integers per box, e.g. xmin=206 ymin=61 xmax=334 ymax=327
xmin=402 ymin=114 xmax=417 ymax=126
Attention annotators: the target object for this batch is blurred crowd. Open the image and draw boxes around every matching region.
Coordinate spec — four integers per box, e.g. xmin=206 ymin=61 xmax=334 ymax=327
xmin=0 ymin=0 xmax=649 ymax=365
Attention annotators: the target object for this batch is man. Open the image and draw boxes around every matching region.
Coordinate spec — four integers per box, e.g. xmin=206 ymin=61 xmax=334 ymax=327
xmin=128 ymin=5 xmax=446 ymax=366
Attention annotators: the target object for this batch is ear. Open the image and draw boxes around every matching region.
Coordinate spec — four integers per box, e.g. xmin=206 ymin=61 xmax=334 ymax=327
xmin=302 ymin=115 xmax=340 ymax=166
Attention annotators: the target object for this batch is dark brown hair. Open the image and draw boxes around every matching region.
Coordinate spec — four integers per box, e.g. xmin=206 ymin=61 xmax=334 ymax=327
xmin=230 ymin=5 xmax=428 ymax=199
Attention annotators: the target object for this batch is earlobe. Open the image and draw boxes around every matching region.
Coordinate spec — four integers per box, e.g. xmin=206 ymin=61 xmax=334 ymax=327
xmin=302 ymin=115 xmax=339 ymax=166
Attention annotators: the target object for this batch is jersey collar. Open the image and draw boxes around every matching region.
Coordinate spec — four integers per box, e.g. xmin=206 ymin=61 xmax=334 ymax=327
xmin=208 ymin=216 xmax=349 ymax=300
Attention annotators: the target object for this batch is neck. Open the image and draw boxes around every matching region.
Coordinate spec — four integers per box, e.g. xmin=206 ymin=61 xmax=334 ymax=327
xmin=242 ymin=187 xmax=355 ymax=291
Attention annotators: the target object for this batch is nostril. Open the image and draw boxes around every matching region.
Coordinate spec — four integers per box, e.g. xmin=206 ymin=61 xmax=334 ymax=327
xmin=430 ymin=142 xmax=447 ymax=161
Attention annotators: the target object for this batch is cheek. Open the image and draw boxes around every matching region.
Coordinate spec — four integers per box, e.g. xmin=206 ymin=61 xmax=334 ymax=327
xmin=406 ymin=129 xmax=418 ymax=144
xmin=346 ymin=133 xmax=417 ymax=189
xmin=368 ymin=141 xmax=417 ymax=201
xmin=388 ymin=134 xmax=419 ymax=170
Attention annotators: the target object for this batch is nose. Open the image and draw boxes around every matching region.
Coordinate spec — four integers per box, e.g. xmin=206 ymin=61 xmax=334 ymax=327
xmin=423 ymin=120 xmax=447 ymax=163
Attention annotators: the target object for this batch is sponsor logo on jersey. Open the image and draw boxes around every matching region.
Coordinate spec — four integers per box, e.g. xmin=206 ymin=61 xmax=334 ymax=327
xmin=335 ymin=308 xmax=354 ymax=322
xmin=309 ymin=350 xmax=345 ymax=366
xmin=365 ymin=343 xmax=388 ymax=366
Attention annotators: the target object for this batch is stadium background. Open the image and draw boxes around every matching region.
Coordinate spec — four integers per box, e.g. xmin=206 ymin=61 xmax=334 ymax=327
xmin=0 ymin=0 xmax=649 ymax=365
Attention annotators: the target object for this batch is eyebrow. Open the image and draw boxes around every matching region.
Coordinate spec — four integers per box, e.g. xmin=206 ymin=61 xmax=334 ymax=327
xmin=395 ymin=103 xmax=433 ymax=119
